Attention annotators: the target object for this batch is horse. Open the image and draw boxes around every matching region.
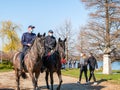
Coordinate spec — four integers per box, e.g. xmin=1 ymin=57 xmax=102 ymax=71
xmin=12 ymin=33 xmax=45 ymax=90
xmin=43 ymin=38 xmax=66 ymax=90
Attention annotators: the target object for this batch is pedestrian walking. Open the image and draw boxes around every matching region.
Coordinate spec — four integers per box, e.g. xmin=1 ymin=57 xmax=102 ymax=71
xmin=77 ymin=53 xmax=88 ymax=84
xmin=88 ymin=53 xmax=98 ymax=85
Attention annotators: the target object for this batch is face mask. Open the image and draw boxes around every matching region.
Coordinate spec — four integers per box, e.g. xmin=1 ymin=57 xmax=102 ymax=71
xmin=29 ymin=29 xmax=33 ymax=33
xmin=49 ymin=33 xmax=53 ymax=36
xmin=31 ymin=29 xmax=34 ymax=33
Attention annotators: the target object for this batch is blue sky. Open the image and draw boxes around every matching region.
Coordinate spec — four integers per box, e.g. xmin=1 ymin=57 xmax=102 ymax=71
xmin=0 ymin=0 xmax=89 ymax=50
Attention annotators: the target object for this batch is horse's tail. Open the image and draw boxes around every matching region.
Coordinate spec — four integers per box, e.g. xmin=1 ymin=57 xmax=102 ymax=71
xmin=21 ymin=72 xmax=27 ymax=79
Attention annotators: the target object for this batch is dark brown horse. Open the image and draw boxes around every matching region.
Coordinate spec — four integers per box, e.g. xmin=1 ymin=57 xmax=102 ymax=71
xmin=12 ymin=33 xmax=45 ymax=90
xmin=43 ymin=38 xmax=66 ymax=90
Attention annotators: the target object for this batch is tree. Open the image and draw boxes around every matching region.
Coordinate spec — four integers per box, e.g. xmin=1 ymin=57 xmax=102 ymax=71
xmin=80 ymin=0 xmax=120 ymax=58
xmin=80 ymin=0 xmax=120 ymax=74
xmin=76 ymin=27 xmax=91 ymax=53
xmin=0 ymin=21 xmax=21 ymax=52
xmin=54 ymin=20 xmax=75 ymax=61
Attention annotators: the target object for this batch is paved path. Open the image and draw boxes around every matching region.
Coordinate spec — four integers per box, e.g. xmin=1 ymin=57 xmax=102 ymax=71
xmin=0 ymin=71 xmax=85 ymax=90
xmin=0 ymin=71 xmax=120 ymax=90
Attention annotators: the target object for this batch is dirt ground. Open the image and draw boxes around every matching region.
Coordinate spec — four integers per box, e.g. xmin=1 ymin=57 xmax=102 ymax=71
xmin=0 ymin=71 xmax=120 ymax=90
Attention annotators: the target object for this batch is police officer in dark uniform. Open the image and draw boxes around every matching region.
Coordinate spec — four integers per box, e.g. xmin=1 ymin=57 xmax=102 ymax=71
xmin=20 ymin=25 xmax=36 ymax=70
xmin=41 ymin=30 xmax=56 ymax=72
xmin=44 ymin=30 xmax=56 ymax=56
xmin=88 ymin=53 xmax=98 ymax=85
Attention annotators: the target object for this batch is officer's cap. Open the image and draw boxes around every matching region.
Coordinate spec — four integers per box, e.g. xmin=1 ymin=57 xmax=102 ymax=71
xmin=48 ymin=30 xmax=53 ymax=33
xmin=28 ymin=25 xmax=35 ymax=29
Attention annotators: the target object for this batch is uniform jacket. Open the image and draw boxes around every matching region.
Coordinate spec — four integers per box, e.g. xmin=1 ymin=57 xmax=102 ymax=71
xmin=45 ymin=35 xmax=56 ymax=49
xmin=21 ymin=32 xmax=36 ymax=47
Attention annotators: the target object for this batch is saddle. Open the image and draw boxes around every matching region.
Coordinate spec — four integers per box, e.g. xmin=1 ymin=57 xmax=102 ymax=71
xmin=46 ymin=49 xmax=55 ymax=60
xmin=43 ymin=49 xmax=56 ymax=65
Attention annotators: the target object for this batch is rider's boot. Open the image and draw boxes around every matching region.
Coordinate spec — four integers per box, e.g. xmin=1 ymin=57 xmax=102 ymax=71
xmin=20 ymin=60 xmax=24 ymax=70
xmin=20 ymin=54 xmax=24 ymax=71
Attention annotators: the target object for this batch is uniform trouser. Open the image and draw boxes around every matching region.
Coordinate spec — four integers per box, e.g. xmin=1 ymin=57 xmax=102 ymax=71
xmin=79 ymin=66 xmax=88 ymax=82
xmin=20 ymin=46 xmax=29 ymax=68
xmin=89 ymin=68 xmax=96 ymax=82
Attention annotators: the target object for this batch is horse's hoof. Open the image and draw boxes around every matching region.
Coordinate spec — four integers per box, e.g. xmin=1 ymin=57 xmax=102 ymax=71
xmin=33 ymin=87 xmax=37 ymax=90
xmin=57 ymin=87 xmax=60 ymax=90
xmin=36 ymin=87 xmax=38 ymax=90
xmin=17 ymin=87 xmax=20 ymax=90
xmin=47 ymin=86 xmax=50 ymax=89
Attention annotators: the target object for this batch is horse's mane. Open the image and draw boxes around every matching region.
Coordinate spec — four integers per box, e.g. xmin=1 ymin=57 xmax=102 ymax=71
xmin=55 ymin=41 xmax=59 ymax=51
xmin=30 ymin=33 xmax=44 ymax=48
xmin=31 ymin=37 xmax=37 ymax=47
xmin=28 ymin=33 xmax=46 ymax=53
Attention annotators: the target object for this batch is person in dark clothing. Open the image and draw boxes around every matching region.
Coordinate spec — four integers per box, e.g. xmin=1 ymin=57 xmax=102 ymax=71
xmin=77 ymin=53 xmax=88 ymax=84
xmin=73 ymin=60 xmax=76 ymax=68
xmin=20 ymin=25 xmax=36 ymax=70
xmin=44 ymin=30 xmax=56 ymax=56
xmin=88 ymin=53 xmax=98 ymax=85
xmin=41 ymin=30 xmax=56 ymax=72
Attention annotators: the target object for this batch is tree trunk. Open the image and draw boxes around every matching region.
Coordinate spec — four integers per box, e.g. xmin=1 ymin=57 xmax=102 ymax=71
xmin=103 ymin=0 xmax=112 ymax=74
xmin=105 ymin=0 xmax=110 ymax=50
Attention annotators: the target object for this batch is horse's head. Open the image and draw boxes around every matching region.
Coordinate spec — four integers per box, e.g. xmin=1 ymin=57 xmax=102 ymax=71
xmin=34 ymin=33 xmax=46 ymax=56
xmin=57 ymin=38 xmax=66 ymax=59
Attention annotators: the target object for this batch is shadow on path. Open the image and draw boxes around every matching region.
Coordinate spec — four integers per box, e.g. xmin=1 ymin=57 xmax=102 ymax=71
xmin=0 ymin=81 xmax=107 ymax=90
xmin=83 ymin=79 xmax=108 ymax=90
xmin=0 ymin=88 xmax=14 ymax=90
xmin=38 ymin=82 xmax=86 ymax=90
xmin=97 ymin=79 xmax=108 ymax=85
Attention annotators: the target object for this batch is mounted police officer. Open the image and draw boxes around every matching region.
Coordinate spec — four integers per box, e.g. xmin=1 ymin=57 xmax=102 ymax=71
xmin=41 ymin=30 xmax=56 ymax=72
xmin=20 ymin=25 xmax=36 ymax=70
xmin=44 ymin=30 xmax=56 ymax=56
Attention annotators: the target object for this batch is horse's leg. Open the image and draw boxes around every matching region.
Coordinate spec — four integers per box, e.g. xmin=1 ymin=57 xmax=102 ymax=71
xmin=15 ymin=69 xmax=20 ymax=90
xmin=29 ymin=72 xmax=36 ymax=90
xmin=56 ymin=70 xmax=63 ymax=90
xmin=45 ymin=71 xmax=50 ymax=89
xmin=50 ymin=71 xmax=54 ymax=90
xmin=35 ymin=71 xmax=40 ymax=89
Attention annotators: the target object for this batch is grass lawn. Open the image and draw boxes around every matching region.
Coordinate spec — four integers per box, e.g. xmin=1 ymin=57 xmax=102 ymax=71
xmin=62 ymin=68 xmax=120 ymax=84
xmin=0 ymin=61 xmax=13 ymax=72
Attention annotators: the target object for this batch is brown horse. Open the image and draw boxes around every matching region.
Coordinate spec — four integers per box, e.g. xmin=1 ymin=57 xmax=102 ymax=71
xmin=43 ymin=38 xmax=66 ymax=90
xmin=12 ymin=33 xmax=45 ymax=90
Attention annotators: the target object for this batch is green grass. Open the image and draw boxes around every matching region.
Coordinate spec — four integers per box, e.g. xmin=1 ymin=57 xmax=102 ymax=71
xmin=62 ymin=68 xmax=120 ymax=84
xmin=0 ymin=61 xmax=13 ymax=72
